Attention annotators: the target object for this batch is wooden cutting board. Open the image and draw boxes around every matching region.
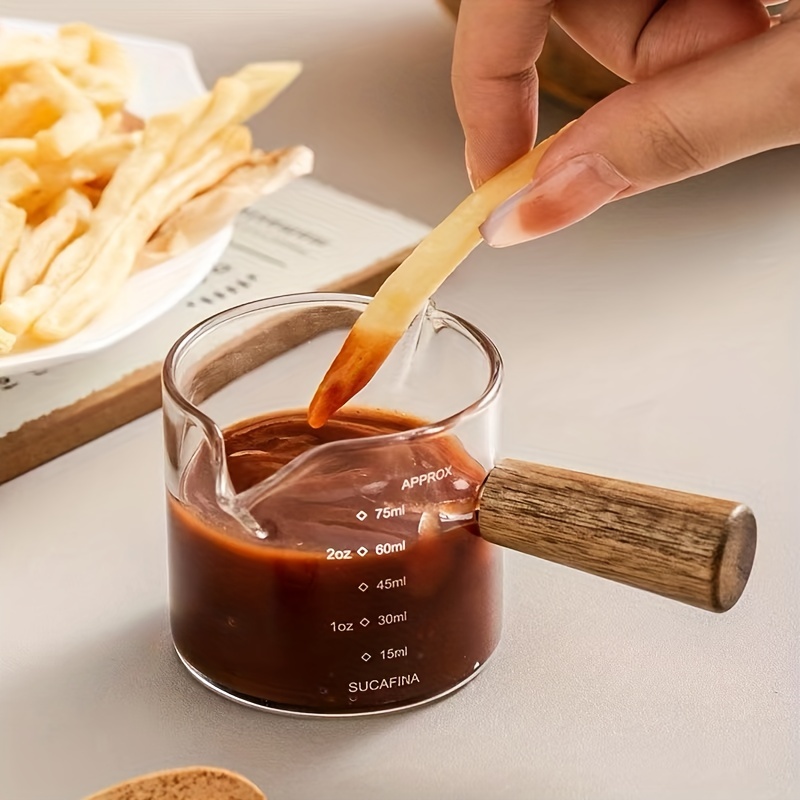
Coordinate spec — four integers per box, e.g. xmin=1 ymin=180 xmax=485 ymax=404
xmin=0 ymin=179 xmax=430 ymax=484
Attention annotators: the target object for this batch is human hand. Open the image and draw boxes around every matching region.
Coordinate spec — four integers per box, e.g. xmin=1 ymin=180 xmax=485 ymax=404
xmin=452 ymin=0 xmax=799 ymax=246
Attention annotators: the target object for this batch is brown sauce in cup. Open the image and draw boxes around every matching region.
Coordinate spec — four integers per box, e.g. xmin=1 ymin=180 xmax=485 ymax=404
xmin=168 ymin=408 xmax=502 ymax=714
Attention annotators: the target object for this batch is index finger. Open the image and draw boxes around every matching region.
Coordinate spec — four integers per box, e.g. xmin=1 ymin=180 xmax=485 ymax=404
xmin=451 ymin=0 xmax=554 ymax=186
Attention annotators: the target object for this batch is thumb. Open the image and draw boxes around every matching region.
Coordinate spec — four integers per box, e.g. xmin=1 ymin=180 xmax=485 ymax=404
xmin=481 ymin=11 xmax=800 ymax=247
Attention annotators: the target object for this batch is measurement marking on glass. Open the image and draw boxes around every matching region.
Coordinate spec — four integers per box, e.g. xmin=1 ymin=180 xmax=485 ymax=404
xmin=360 ymin=617 xmax=371 ymax=627
xmin=375 ymin=504 xmax=405 ymax=520
xmin=361 ymin=652 xmax=372 ymax=662
xmin=401 ymin=465 xmax=453 ymax=490
xmin=358 ymin=582 xmax=369 ymax=592
xmin=357 ymin=546 xmax=369 ymax=557
xmin=330 ymin=621 xmax=354 ymax=632
xmin=355 ymin=510 xmax=368 ymax=521
xmin=377 ymin=576 xmax=406 ymax=590
xmin=378 ymin=611 xmax=407 ymax=626
xmin=375 ymin=541 xmax=406 ymax=556
xmin=381 ymin=646 xmax=408 ymax=660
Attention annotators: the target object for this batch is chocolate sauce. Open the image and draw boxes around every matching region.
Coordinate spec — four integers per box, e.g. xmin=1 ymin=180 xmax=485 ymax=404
xmin=168 ymin=408 xmax=502 ymax=714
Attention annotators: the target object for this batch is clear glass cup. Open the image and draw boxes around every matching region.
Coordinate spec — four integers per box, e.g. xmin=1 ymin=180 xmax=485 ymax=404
xmin=162 ymin=293 xmax=504 ymax=716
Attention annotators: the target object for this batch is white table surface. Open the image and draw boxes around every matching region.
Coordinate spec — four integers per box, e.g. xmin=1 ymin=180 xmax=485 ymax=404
xmin=1 ymin=2 xmax=798 ymax=799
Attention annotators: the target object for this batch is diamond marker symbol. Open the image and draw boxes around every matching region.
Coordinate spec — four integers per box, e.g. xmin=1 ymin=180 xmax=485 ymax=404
xmin=358 ymin=583 xmax=369 ymax=592
xmin=356 ymin=510 xmax=368 ymax=521
xmin=361 ymin=652 xmax=371 ymax=662
xmin=360 ymin=618 xmax=370 ymax=627
xmin=357 ymin=546 xmax=368 ymax=557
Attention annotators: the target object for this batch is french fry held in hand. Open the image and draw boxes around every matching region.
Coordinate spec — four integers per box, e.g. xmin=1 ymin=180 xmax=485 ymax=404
xmin=307 ymin=129 xmax=565 ymax=428
xmin=0 ymin=22 xmax=311 ymax=354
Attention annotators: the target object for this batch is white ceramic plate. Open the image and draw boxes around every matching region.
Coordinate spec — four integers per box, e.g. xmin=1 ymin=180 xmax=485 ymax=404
xmin=0 ymin=18 xmax=232 ymax=376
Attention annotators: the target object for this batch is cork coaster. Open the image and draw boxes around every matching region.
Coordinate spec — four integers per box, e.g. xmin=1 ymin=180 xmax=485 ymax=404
xmin=82 ymin=766 xmax=265 ymax=800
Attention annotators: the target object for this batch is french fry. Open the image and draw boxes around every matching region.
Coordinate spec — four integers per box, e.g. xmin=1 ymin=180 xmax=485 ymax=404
xmin=25 ymin=61 xmax=104 ymax=160
xmin=232 ymin=62 xmax=303 ymax=121
xmin=0 ymin=138 xmax=37 ymax=164
xmin=1 ymin=190 xmax=91 ymax=300
xmin=23 ymin=185 xmax=95 ymax=228
xmin=0 ymin=284 xmax=52 ymax=339
xmin=307 ymin=129 xmax=566 ymax=428
xmin=59 ymin=23 xmax=135 ymax=112
xmin=81 ymin=131 xmax=142 ymax=173
xmin=100 ymin=110 xmax=122 ymax=134
xmin=162 ymin=77 xmax=250 ymax=174
xmin=154 ymin=125 xmax=254 ymax=228
xmin=66 ymin=63 xmax=131 ymax=112
xmin=0 ymin=159 xmax=40 ymax=203
xmin=32 ymin=126 xmax=254 ymax=340
xmin=0 ymin=27 xmax=92 ymax=72
xmin=0 ymin=325 xmax=15 ymax=354
xmin=165 ymin=63 xmax=301 ymax=176
xmin=0 ymin=82 xmax=59 ymax=138
xmin=94 ymin=102 xmax=207 ymax=221
xmin=137 ymin=145 xmax=314 ymax=269
xmin=0 ymin=202 xmax=27 ymax=288
xmin=36 ymin=107 xmax=105 ymax=162
xmin=0 ymin=33 xmax=55 ymax=70
xmin=52 ymin=27 xmax=93 ymax=71
xmin=45 ymin=186 xmax=95 ymax=218
xmin=23 ymin=58 xmax=84 ymax=109
xmin=18 ymin=133 xmax=141 ymax=217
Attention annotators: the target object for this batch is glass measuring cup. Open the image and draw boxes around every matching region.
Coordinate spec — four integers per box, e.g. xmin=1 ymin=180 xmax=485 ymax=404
xmin=162 ymin=294 xmax=504 ymax=716
xmin=163 ymin=293 xmax=757 ymax=717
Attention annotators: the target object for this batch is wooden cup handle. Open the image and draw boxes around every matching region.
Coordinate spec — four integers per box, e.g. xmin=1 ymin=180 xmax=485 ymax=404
xmin=477 ymin=459 xmax=756 ymax=612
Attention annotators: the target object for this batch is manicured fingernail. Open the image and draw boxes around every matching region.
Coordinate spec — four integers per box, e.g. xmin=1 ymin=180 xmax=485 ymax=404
xmin=479 ymin=153 xmax=631 ymax=247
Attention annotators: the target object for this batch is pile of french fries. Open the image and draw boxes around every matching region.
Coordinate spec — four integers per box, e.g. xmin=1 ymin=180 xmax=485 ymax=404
xmin=0 ymin=23 xmax=312 ymax=354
